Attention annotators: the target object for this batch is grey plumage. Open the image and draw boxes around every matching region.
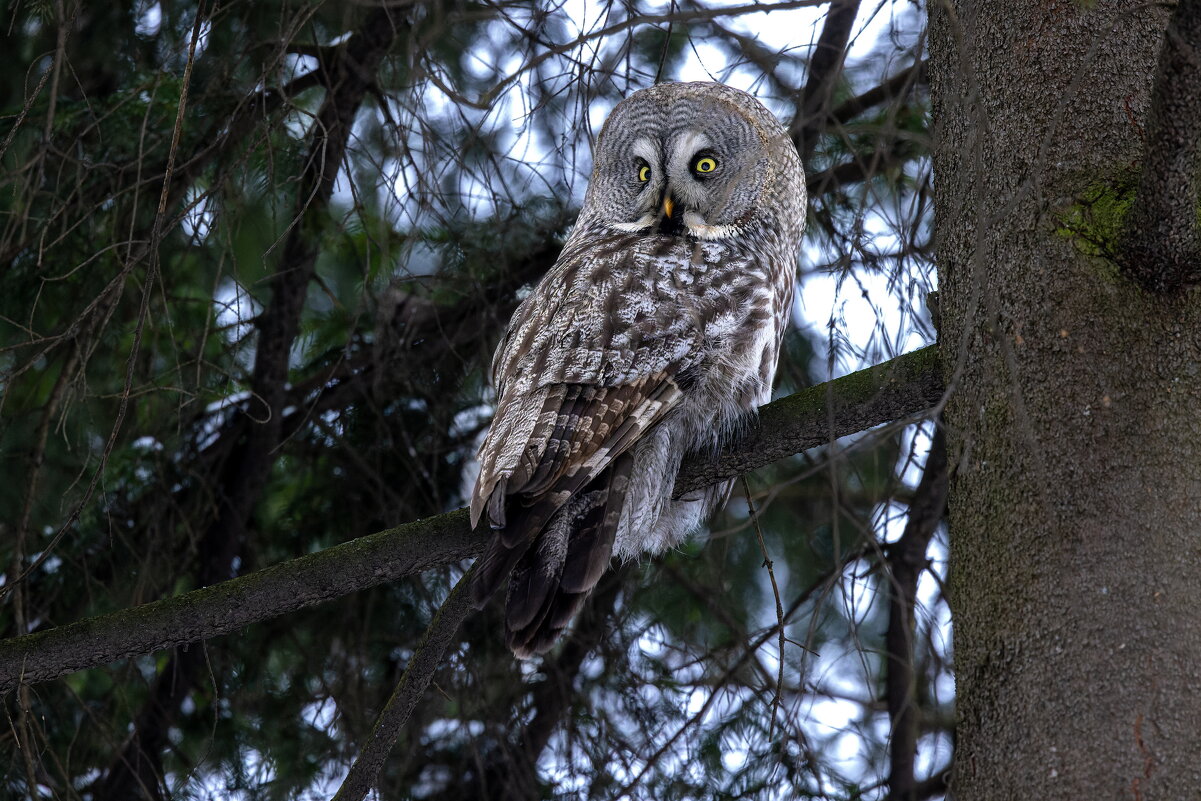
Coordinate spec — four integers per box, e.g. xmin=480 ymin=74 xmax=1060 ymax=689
xmin=470 ymin=82 xmax=807 ymax=658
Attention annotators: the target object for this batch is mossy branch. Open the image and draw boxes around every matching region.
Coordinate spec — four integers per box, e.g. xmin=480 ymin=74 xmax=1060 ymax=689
xmin=674 ymin=344 xmax=943 ymax=496
xmin=0 ymin=346 xmax=943 ymax=694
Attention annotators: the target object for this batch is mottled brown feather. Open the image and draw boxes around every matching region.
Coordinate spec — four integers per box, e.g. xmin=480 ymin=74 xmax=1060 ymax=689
xmin=474 ymin=375 xmax=679 ymax=569
xmin=505 ymin=453 xmax=634 ymax=657
xmin=559 ymin=453 xmax=632 ymax=594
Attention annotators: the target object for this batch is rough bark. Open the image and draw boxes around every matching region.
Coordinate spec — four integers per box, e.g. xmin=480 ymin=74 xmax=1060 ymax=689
xmin=1120 ymin=0 xmax=1201 ymax=291
xmin=929 ymin=1 xmax=1201 ymax=798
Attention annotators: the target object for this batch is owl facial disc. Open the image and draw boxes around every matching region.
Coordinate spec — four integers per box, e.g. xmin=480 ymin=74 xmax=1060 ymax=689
xmin=588 ymin=82 xmax=800 ymax=243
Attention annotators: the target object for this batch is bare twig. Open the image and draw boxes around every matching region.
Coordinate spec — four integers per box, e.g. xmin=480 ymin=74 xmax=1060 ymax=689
xmin=609 ymin=551 xmax=855 ymax=800
xmin=0 ymin=0 xmax=207 ymax=607
xmin=467 ymin=1 xmax=827 ymax=107
xmin=742 ymin=476 xmax=786 ymax=739
xmin=804 ymin=131 xmax=922 ymax=197
xmin=93 ymin=10 xmax=408 ymax=795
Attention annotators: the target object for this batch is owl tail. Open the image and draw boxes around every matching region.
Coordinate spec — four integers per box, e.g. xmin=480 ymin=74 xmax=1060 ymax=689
xmin=497 ymin=454 xmax=633 ymax=658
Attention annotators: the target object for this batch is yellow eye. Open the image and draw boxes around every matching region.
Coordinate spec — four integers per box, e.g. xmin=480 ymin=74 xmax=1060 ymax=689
xmin=693 ymin=156 xmax=718 ymax=174
xmin=638 ymin=165 xmax=651 ymax=182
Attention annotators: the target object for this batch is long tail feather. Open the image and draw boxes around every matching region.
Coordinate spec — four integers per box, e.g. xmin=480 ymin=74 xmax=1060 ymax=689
xmin=505 ymin=454 xmax=633 ymax=657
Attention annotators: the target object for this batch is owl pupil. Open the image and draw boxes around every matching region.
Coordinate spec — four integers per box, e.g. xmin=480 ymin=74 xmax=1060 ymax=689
xmin=693 ymin=155 xmax=717 ymax=174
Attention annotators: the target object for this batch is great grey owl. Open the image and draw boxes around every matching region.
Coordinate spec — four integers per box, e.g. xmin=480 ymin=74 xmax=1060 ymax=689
xmin=470 ymin=81 xmax=806 ymax=657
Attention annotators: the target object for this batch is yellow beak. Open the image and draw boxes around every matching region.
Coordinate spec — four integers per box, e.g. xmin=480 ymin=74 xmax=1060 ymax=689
xmin=662 ymin=196 xmax=674 ymax=218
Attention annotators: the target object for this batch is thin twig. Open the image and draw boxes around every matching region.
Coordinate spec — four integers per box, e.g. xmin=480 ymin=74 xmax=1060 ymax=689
xmin=654 ymin=0 xmax=676 ymax=84
xmin=742 ymin=475 xmax=785 ymax=740
xmin=609 ymin=553 xmax=850 ymax=800
xmin=0 ymin=0 xmax=208 ymax=605
xmin=471 ymin=0 xmax=827 ymax=107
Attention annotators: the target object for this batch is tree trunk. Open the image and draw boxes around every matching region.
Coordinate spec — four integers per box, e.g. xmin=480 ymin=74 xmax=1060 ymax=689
xmin=930 ymin=1 xmax=1201 ymax=798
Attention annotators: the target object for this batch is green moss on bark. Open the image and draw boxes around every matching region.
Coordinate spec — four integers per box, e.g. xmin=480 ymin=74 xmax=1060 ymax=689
xmin=1055 ymin=169 xmax=1201 ymax=285
xmin=1054 ymin=172 xmax=1136 ymax=261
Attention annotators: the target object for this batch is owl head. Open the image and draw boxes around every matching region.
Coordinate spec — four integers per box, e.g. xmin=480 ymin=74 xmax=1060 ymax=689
xmin=578 ymin=81 xmax=805 ymax=244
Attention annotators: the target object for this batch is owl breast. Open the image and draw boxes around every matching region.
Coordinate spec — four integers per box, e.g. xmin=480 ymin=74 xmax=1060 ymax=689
xmin=608 ymin=233 xmax=794 ymax=559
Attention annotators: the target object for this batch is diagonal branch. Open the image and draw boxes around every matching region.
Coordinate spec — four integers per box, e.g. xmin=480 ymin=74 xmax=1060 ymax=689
xmin=1119 ymin=0 xmax=1201 ymax=291
xmin=0 ymin=346 xmax=943 ymax=694
xmin=332 ymin=567 xmax=477 ymax=801
xmin=883 ymin=424 xmax=947 ymax=801
xmin=805 ymin=130 xmax=923 ymax=196
xmin=474 ymin=570 xmax=624 ymax=799
xmin=828 ymin=60 xmax=928 ymax=127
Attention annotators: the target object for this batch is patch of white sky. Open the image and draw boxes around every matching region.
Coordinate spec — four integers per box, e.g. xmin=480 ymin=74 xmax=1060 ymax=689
xmin=135 ymin=2 xmax=163 ymax=37
xmin=212 ymin=279 xmax=260 ymax=347
xmin=138 ymin=2 xmax=212 ymax=55
xmin=181 ymin=185 xmax=215 ymax=242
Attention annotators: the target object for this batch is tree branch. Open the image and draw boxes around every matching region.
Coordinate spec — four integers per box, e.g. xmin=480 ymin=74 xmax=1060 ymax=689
xmin=675 ymin=345 xmax=942 ymax=496
xmin=1120 ymin=0 xmax=1201 ymax=291
xmin=883 ymin=424 xmax=947 ymax=801
xmin=332 ymin=567 xmax=476 ymax=801
xmin=791 ymin=0 xmax=861 ymax=160
xmin=0 ymin=346 xmax=943 ymax=694
xmin=485 ymin=571 xmax=623 ymax=798
xmin=828 ymin=60 xmax=928 ymax=127
xmin=0 ymin=509 xmax=479 ymax=695
xmin=805 ymin=131 xmax=921 ymax=196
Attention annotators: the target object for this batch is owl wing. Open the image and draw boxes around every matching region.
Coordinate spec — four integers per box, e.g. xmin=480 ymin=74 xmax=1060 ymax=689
xmin=469 ymin=237 xmax=702 ymax=615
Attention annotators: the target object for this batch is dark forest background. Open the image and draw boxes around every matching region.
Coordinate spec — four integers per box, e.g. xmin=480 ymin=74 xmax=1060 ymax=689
xmin=0 ymin=2 xmax=944 ymax=798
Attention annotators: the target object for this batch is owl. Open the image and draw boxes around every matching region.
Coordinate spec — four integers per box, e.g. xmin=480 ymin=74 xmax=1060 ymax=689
xmin=470 ymin=82 xmax=806 ymax=657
